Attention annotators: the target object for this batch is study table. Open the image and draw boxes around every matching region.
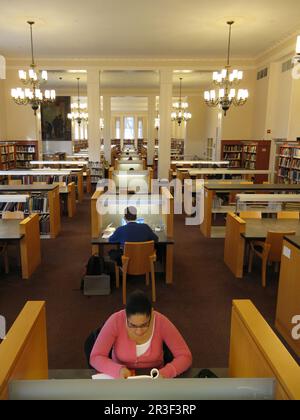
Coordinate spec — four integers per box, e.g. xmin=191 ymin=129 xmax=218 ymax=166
xmin=91 ymin=189 xmax=174 ymax=283
xmin=0 ymin=215 xmax=41 ymax=279
xmin=200 ymin=183 xmax=300 ymax=238
xmin=224 ymin=213 xmax=300 ymax=278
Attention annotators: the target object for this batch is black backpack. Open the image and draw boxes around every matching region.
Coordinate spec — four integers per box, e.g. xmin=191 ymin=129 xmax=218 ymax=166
xmin=86 ymin=254 xmax=105 ymax=276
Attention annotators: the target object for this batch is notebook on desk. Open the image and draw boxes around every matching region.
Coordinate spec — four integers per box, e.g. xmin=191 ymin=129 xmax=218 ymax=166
xmin=102 ymin=223 xmax=116 ymax=239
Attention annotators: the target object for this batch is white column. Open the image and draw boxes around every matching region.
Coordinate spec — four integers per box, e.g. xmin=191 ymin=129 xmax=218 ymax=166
xmin=147 ymin=95 xmax=156 ymax=166
xmin=158 ymin=70 xmax=173 ymax=179
xmin=87 ymin=69 xmax=101 ymax=162
xmin=120 ymin=116 xmax=124 ymax=149
xmin=134 ymin=116 xmax=138 ymax=149
xmin=103 ymin=95 xmax=111 ymax=163
xmin=35 ymin=110 xmax=43 ymax=159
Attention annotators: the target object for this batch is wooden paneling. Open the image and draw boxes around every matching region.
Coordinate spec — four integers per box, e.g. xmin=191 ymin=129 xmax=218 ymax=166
xmin=275 ymin=240 xmax=300 ymax=357
xmin=20 ymin=214 xmax=41 ymax=279
xmin=0 ymin=301 xmax=48 ymax=400
xmin=224 ymin=213 xmax=246 ymax=278
xmin=48 ymin=186 xmax=61 ymax=238
xmin=200 ymin=188 xmax=214 ymax=237
xmin=229 ymin=300 xmax=300 ymax=400
xmin=67 ymin=182 xmax=76 ymax=218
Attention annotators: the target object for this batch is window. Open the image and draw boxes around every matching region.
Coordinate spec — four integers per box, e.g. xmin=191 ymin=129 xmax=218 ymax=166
xmin=124 ymin=117 xmax=134 ymax=139
xmin=138 ymin=118 xmax=143 ymax=139
xmin=115 ymin=118 xmax=121 ymax=139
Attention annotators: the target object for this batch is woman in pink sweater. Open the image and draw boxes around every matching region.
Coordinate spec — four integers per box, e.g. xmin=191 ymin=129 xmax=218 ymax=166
xmin=90 ymin=290 xmax=192 ymax=378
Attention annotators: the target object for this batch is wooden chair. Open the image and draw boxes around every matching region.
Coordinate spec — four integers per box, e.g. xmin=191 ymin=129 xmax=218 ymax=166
xmin=239 ymin=211 xmax=262 ymax=219
xmin=248 ymin=230 xmax=296 ymax=287
xmin=2 ymin=211 xmax=24 ymax=220
xmin=115 ymin=241 xmax=157 ymax=304
xmin=277 ymin=211 xmax=299 ymax=220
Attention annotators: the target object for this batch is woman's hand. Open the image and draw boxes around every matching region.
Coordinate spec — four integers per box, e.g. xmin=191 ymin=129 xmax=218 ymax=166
xmin=119 ymin=367 xmax=133 ymax=379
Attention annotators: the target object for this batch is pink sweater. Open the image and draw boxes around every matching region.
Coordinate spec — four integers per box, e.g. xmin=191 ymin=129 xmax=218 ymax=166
xmin=90 ymin=310 xmax=192 ymax=378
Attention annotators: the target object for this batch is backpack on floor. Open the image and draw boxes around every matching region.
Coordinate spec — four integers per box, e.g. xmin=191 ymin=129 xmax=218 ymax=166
xmin=86 ymin=254 xmax=105 ymax=276
xmin=80 ymin=255 xmax=105 ymax=291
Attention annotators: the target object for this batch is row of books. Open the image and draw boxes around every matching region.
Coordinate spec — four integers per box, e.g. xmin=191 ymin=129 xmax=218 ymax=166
xmin=224 ymin=153 xmax=241 ymax=160
xmin=0 ymin=196 xmax=48 ymax=214
xmin=244 ymin=161 xmax=256 ymax=170
xmin=279 ymin=147 xmax=300 ymax=158
xmin=39 ymin=215 xmax=50 ymax=235
xmin=1 ymin=154 xmax=14 ymax=162
xmin=243 ymin=146 xmax=257 ymax=153
xmin=223 ymin=146 xmax=243 ymax=152
xmin=16 ymin=154 xmax=35 ymax=161
xmin=280 ymin=157 xmax=300 ymax=168
xmin=0 ymin=202 xmax=24 ymax=212
xmin=228 ymin=161 xmax=241 ymax=168
xmin=244 ymin=153 xmax=256 ymax=162
xmin=16 ymin=147 xmax=35 ymax=153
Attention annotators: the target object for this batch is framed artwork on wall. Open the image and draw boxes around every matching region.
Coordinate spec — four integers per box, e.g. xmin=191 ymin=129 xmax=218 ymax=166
xmin=41 ymin=96 xmax=71 ymax=141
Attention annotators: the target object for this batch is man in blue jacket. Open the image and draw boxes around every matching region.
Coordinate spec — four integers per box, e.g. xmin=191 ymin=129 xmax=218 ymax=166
xmin=109 ymin=206 xmax=158 ymax=245
xmin=108 ymin=206 xmax=158 ymax=266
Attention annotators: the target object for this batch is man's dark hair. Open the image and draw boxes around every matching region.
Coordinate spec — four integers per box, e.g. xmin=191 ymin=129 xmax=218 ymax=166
xmin=125 ymin=206 xmax=137 ymax=221
xmin=126 ymin=290 xmax=152 ymax=317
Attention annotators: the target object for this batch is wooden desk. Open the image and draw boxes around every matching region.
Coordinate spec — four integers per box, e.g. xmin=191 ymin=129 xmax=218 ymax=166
xmin=0 ymin=215 xmax=41 ymax=279
xmin=0 ymin=185 xmax=61 ymax=239
xmin=91 ymin=188 xmax=174 ymax=283
xmin=59 ymin=183 xmax=76 ymax=218
xmin=201 ymin=184 xmax=300 ymax=238
xmin=224 ymin=213 xmax=300 ymax=278
xmin=276 ymin=236 xmax=300 ymax=357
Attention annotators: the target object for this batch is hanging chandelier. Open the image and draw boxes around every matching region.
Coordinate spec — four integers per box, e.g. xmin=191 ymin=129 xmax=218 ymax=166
xmin=67 ymin=78 xmax=88 ymax=125
xmin=171 ymin=77 xmax=192 ymax=126
xmin=204 ymin=21 xmax=249 ymax=116
xmin=11 ymin=21 xmax=56 ymax=115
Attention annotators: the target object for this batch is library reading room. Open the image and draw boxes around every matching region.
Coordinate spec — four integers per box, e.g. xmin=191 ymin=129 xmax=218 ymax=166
xmin=0 ymin=0 xmax=300 ymax=402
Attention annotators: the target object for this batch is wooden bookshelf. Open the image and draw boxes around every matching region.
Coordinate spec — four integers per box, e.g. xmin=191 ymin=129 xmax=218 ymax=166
xmin=221 ymin=140 xmax=270 ymax=183
xmin=0 ymin=143 xmax=15 ymax=170
xmin=0 ymin=185 xmax=61 ymax=239
xmin=15 ymin=141 xmax=38 ymax=169
xmin=277 ymin=143 xmax=300 ymax=184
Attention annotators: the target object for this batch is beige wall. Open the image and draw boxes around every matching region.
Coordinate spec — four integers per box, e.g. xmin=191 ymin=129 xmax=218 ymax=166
xmin=221 ymin=69 xmax=256 ymax=140
xmin=288 ymin=72 xmax=300 ymax=140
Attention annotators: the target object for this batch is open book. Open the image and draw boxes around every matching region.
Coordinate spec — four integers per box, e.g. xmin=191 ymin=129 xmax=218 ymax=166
xmin=92 ymin=368 xmax=159 ymax=380
xmin=127 ymin=368 xmax=159 ymax=380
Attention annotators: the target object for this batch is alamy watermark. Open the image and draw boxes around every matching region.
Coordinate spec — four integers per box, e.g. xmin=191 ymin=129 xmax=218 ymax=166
xmin=96 ymin=177 xmax=205 ymax=226
xmin=291 ymin=315 xmax=300 ymax=341
xmin=0 ymin=315 xmax=6 ymax=340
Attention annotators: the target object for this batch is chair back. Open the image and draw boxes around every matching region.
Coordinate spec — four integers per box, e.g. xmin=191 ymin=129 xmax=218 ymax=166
xmin=239 ymin=211 xmax=262 ymax=219
xmin=2 ymin=211 xmax=24 ymax=220
xmin=124 ymin=241 xmax=155 ymax=275
xmin=266 ymin=231 xmax=296 ymax=262
xmin=277 ymin=211 xmax=299 ymax=220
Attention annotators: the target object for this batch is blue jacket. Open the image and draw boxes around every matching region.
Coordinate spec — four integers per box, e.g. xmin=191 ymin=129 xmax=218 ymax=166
xmin=109 ymin=222 xmax=159 ymax=245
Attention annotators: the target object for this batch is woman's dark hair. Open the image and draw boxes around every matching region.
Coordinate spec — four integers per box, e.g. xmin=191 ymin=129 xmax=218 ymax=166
xmin=126 ymin=290 xmax=152 ymax=317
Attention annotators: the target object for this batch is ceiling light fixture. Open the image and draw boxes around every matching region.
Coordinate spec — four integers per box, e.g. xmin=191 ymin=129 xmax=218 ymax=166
xmin=171 ymin=77 xmax=192 ymax=126
xmin=204 ymin=21 xmax=249 ymax=116
xmin=67 ymin=77 xmax=88 ymax=125
xmin=294 ymin=35 xmax=300 ymax=63
xmin=11 ymin=21 xmax=56 ymax=115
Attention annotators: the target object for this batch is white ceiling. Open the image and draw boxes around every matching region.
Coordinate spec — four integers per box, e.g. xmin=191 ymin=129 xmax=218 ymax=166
xmin=0 ymin=0 xmax=300 ymax=59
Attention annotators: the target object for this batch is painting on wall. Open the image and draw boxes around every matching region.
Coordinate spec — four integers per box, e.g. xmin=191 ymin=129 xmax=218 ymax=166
xmin=41 ymin=96 xmax=71 ymax=141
